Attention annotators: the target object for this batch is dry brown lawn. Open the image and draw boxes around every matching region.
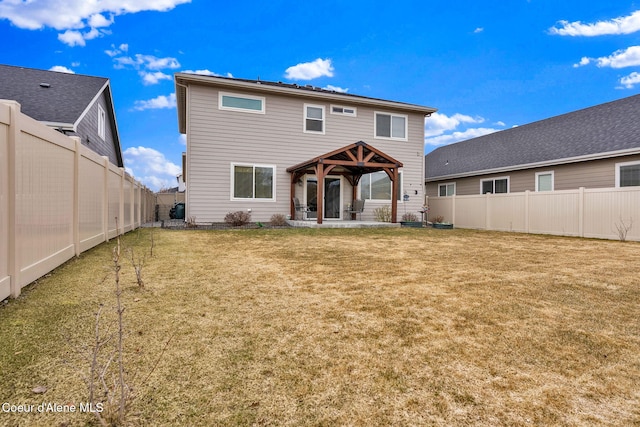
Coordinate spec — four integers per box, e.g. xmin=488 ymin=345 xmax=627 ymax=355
xmin=0 ymin=227 xmax=639 ymax=426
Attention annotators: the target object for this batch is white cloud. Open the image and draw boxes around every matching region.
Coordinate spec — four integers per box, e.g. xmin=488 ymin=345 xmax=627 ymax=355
xmin=181 ymin=69 xmax=234 ymax=78
xmin=285 ymin=58 xmax=334 ymax=80
xmin=594 ymin=46 xmax=640 ymax=68
xmin=573 ymin=56 xmax=592 ymax=68
xmin=140 ymin=71 xmax=172 ymax=85
xmin=49 ymin=65 xmax=75 ymax=74
xmin=179 ymin=134 xmax=187 ymax=146
xmin=550 ymin=10 xmax=640 ymax=36
xmin=323 ymin=84 xmax=348 ymax=93
xmin=123 ymin=146 xmax=182 ymax=191
xmin=0 ymin=0 xmax=190 ymax=47
xmin=424 ymin=112 xmax=485 ymax=137
xmin=619 ymin=72 xmax=640 ymax=88
xmin=105 ymin=43 xmax=128 ymax=57
xmin=133 ymin=93 xmax=177 ymax=111
xmin=113 ymin=54 xmax=180 ymax=70
xmin=425 ymin=127 xmax=501 ymax=147
xmin=424 ymin=112 xmax=503 ymax=147
xmin=474 ymin=27 xmax=484 ymax=34
xmin=58 ymin=30 xmax=86 ymax=47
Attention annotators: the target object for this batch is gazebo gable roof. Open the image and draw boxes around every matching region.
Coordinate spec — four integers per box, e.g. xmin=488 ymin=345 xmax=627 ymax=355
xmin=286 ymin=141 xmax=403 ymax=176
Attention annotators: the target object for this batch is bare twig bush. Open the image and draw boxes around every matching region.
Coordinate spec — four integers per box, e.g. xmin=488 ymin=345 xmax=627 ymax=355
xmin=614 ymin=216 xmax=633 ymax=241
xmin=401 ymin=212 xmax=419 ymax=222
xmin=373 ymin=205 xmax=392 ymax=222
xmin=224 ymin=210 xmax=252 ymax=226
xmin=269 ymin=213 xmax=288 ymax=226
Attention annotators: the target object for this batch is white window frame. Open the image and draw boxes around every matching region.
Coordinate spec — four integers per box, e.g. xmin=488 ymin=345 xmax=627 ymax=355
xmin=535 ymin=171 xmax=554 ymax=192
xmin=359 ymin=170 xmax=404 ymax=202
xmin=374 ymin=111 xmax=408 ymax=141
xmin=330 ymin=105 xmax=357 ymax=117
xmin=219 ymin=91 xmax=265 ymax=114
xmin=615 ymin=160 xmax=640 ymax=188
xmin=230 ymin=163 xmax=276 ymax=201
xmin=480 ymin=176 xmax=510 ymax=194
xmin=97 ymin=104 xmax=106 ymax=140
xmin=304 ymin=104 xmax=325 ymax=134
xmin=438 ymin=182 xmax=456 ymax=197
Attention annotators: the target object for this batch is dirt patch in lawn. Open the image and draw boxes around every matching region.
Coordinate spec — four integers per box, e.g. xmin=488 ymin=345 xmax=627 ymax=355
xmin=1 ymin=228 xmax=639 ymax=426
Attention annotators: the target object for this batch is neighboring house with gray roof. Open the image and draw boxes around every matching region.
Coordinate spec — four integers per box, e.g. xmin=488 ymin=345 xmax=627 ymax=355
xmin=425 ymin=94 xmax=640 ymax=197
xmin=0 ymin=64 xmax=123 ymax=167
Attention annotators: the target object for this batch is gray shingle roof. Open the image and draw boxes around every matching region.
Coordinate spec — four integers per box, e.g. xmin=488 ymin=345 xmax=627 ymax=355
xmin=425 ymin=93 xmax=640 ymax=180
xmin=0 ymin=64 xmax=108 ymax=126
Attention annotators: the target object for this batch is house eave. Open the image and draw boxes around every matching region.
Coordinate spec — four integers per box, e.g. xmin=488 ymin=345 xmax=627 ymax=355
xmin=175 ymin=73 xmax=437 ymax=135
xmin=425 ymin=147 xmax=640 ymax=182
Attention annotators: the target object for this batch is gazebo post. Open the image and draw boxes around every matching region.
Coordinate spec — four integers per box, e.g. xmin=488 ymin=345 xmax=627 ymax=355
xmin=290 ymin=174 xmax=296 ymax=220
xmin=391 ymin=166 xmax=399 ymax=223
xmin=316 ymin=163 xmax=324 ymax=224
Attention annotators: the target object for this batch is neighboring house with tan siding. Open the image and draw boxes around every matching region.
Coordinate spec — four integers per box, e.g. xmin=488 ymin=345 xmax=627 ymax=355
xmin=0 ymin=64 xmax=123 ymax=167
xmin=175 ymin=73 xmax=436 ymax=224
xmin=425 ymin=94 xmax=640 ymax=197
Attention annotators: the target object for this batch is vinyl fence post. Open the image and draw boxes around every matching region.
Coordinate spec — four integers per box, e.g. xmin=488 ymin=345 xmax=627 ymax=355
xmin=6 ymin=101 xmax=21 ymax=298
xmin=119 ymin=168 xmax=125 ymax=236
xmin=71 ymin=137 xmax=81 ymax=257
xmin=102 ymin=157 xmax=109 ymax=242
xmin=525 ymin=190 xmax=530 ymax=235
xmin=579 ymin=187 xmax=585 ymax=238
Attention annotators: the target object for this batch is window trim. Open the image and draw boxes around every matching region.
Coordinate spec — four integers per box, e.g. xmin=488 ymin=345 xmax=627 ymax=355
xmin=359 ymin=170 xmax=404 ymax=202
xmin=438 ymin=182 xmax=456 ymax=197
xmin=615 ymin=160 xmax=640 ymax=188
xmin=535 ymin=171 xmax=554 ymax=192
xmin=374 ymin=111 xmax=408 ymax=141
xmin=330 ymin=105 xmax=357 ymax=117
xmin=219 ymin=91 xmax=265 ymax=114
xmin=480 ymin=176 xmax=510 ymax=194
xmin=97 ymin=104 xmax=106 ymax=140
xmin=304 ymin=103 xmax=325 ymax=134
xmin=230 ymin=163 xmax=276 ymax=201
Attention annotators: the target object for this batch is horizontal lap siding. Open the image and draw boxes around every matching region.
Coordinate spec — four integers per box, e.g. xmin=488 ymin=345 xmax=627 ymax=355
xmin=426 ymin=154 xmax=640 ymax=197
xmin=187 ymin=85 xmax=426 ymax=222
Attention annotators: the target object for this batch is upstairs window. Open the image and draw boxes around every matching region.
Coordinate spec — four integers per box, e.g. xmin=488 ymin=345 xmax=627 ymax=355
xmin=331 ymin=105 xmax=357 ymax=116
xmin=616 ymin=161 xmax=640 ymax=187
xmin=481 ymin=177 xmax=509 ymax=194
xmin=97 ymin=104 xmax=106 ymax=140
xmin=220 ymin=92 xmax=265 ymax=114
xmin=304 ymin=104 xmax=325 ymax=133
xmin=375 ymin=112 xmax=407 ymax=140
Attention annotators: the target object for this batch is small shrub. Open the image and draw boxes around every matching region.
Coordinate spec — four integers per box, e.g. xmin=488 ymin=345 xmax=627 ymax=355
xmin=186 ymin=217 xmax=198 ymax=228
xmin=270 ymin=214 xmax=288 ymax=226
xmin=401 ymin=212 xmax=419 ymax=222
xmin=614 ymin=216 xmax=633 ymax=242
xmin=373 ymin=205 xmax=392 ymax=222
xmin=224 ymin=211 xmax=252 ymax=226
xmin=433 ymin=215 xmax=444 ymax=223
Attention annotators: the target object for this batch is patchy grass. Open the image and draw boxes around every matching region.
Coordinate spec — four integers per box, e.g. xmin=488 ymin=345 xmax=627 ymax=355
xmin=1 ymin=227 xmax=639 ymax=426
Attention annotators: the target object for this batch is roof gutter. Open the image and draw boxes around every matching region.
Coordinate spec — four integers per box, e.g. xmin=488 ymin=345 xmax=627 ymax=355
xmin=174 ymin=73 xmax=437 ymax=116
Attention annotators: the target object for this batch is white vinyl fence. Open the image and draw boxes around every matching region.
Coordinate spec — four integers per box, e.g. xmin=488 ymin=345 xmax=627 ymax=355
xmin=427 ymin=187 xmax=640 ymax=241
xmin=0 ymin=101 xmax=155 ymax=301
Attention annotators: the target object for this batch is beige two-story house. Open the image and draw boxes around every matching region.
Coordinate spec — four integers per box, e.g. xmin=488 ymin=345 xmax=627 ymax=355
xmin=175 ymin=73 xmax=436 ymax=224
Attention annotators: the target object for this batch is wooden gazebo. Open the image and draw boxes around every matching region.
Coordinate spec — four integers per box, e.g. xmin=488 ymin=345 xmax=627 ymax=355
xmin=286 ymin=141 xmax=403 ymax=224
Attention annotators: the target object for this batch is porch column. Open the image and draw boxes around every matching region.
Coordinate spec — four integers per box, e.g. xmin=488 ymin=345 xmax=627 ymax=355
xmin=316 ymin=163 xmax=324 ymax=224
xmin=290 ymin=174 xmax=296 ymax=220
xmin=391 ymin=167 xmax=399 ymax=223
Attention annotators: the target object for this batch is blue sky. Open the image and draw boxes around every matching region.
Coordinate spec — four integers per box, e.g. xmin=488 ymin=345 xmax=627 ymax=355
xmin=2 ymin=1 xmax=640 ymax=191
